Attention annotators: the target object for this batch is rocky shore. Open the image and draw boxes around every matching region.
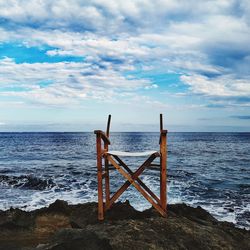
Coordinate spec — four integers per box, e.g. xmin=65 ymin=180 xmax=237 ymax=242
xmin=0 ymin=200 xmax=249 ymax=250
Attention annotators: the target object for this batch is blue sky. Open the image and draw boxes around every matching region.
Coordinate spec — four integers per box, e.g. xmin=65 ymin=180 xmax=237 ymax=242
xmin=0 ymin=0 xmax=249 ymax=132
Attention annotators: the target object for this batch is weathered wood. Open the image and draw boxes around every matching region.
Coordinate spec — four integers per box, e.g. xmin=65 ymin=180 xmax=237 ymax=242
xmin=108 ymin=153 xmax=159 ymax=208
xmin=104 ymin=115 xmax=111 ymax=210
xmin=113 ymin=155 xmax=161 ymax=205
xmin=94 ymin=114 xmax=168 ymax=219
xmin=159 ymin=129 xmax=168 ymax=144
xmin=107 ymin=155 xmax=166 ymax=217
xmin=160 ymin=130 xmax=167 ymax=212
xmin=94 ymin=130 xmax=110 ymax=145
xmin=104 ymin=156 xmax=110 ymax=209
xmin=96 ymin=133 xmax=104 ymax=220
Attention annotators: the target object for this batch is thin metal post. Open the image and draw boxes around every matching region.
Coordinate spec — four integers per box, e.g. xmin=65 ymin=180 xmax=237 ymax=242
xmin=106 ymin=115 xmax=111 ymax=137
xmin=160 ymin=113 xmax=163 ymax=131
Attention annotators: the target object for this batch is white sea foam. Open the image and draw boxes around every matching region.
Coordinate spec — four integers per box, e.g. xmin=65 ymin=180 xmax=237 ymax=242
xmin=0 ymin=132 xmax=249 ymax=230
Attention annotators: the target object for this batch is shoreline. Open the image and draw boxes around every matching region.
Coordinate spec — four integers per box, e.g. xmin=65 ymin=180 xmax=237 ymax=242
xmin=0 ymin=199 xmax=247 ymax=231
xmin=0 ymin=200 xmax=249 ymax=250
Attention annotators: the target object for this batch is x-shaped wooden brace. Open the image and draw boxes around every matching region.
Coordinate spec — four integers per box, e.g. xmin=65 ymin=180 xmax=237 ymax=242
xmin=104 ymin=152 xmax=166 ymax=217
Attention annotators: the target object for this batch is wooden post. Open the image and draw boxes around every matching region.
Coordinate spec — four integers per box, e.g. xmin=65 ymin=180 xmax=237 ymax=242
xmin=104 ymin=142 xmax=110 ymax=209
xmin=96 ymin=133 xmax=104 ymax=220
xmin=104 ymin=115 xmax=111 ymax=210
xmin=160 ymin=130 xmax=167 ymax=214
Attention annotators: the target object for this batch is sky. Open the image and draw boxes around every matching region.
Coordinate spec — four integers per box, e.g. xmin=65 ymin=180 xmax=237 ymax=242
xmin=0 ymin=0 xmax=250 ymax=132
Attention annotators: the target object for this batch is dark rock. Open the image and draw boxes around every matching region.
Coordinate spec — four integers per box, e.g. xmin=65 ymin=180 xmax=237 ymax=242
xmin=21 ymin=176 xmax=55 ymax=190
xmin=0 ymin=208 xmax=34 ymax=230
xmin=0 ymin=175 xmax=55 ymax=190
xmin=0 ymin=200 xmax=249 ymax=250
xmin=105 ymin=200 xmax=145 ymax=220
xmin=0 ymin=221 xmax=29 ymax=231
xmin=47 ymin=200 xmax=70 ymax=215
xmin=42 ymin=229 xmax=112 ymax=250
xmin=168 ymin=203 xmax=217 ymax=223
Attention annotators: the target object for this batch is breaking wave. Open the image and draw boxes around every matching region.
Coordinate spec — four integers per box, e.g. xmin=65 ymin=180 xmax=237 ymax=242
xmin=0 ymin=175 xmax=56 ymax=190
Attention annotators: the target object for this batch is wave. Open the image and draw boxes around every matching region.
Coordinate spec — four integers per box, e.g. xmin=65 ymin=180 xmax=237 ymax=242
xmin=0 ymin=174 xmax=55 ymax=190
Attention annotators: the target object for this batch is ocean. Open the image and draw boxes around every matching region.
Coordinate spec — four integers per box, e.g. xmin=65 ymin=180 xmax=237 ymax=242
xmin=0 ymin=132 xmax=249 ymax=229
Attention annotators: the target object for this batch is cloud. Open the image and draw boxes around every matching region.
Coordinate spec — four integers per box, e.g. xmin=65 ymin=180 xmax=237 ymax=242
xmin=0 ymin=57 xmax=155 ymax=105
xmin=230 ymin=115 xmax=250 ymax=120
xmin=181 ymin=74 xmax=250 ymax=98
xmin=0 ymin=0 xmax=250 ymax=108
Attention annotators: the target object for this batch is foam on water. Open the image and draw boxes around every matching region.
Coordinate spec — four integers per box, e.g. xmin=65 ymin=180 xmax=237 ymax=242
xmin=0 ymin=132 xmax=249 ymax=229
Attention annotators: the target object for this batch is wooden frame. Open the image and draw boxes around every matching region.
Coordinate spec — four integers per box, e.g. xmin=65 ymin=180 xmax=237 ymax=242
xmin=94 ymin=114 xmax=168 ymax=220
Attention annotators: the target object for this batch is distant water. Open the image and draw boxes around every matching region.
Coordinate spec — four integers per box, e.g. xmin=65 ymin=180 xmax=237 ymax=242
xmin=0 ymin=132 xmax=249 ymax=229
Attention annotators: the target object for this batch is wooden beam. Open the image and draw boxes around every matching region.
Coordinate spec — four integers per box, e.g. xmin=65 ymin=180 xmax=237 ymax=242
xmin=108 ymin=153 xmax=158 ymax=207
xmin=113 ymin=155 xmax=161 ymax=205
xmin=94 ymin=130 xmax=110 ymax=145
xmin=104 ymin=118 xmax=111 ymax=210
xmin=160 ymin=131 xmax=167 ymax=212
xmin=159 ymin=129 xmax=168 ymax=144
xmin=107 ymin=155 xmax=166 ymax=217
xmin=96 ymin=133 xmax=104 ymax=220
xmin=104 ymin=156 xmax=110 ymax=209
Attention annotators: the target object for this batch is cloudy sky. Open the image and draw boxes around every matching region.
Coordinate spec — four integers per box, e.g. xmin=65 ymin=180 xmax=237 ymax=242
xmin=0 ymin=0 xmax=249 ymax=131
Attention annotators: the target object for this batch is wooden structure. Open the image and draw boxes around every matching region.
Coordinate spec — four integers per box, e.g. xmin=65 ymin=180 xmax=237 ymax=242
xmin=94 ymin=114 xmax=168 ymax=220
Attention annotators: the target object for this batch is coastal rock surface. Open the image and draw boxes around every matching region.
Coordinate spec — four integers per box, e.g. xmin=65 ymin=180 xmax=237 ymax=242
xmin=0 ymin=200 xmax=249 ymax=250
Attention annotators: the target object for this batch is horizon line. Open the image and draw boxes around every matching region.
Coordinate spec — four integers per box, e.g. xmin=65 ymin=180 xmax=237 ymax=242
xmin=0 ymin=131 xmax=249 ymax=133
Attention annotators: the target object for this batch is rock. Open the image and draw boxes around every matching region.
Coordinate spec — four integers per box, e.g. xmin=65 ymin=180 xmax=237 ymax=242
xmin=34 ymin=214 xmax=71 ymax=237
xmin=0 ymin=200 xmax=249 ymax=250
xmin=47 ymin=200 xmax=70 ymax=215
xmin=39 ymin=229 xmax=112 ymax=250
xmin=0 ymin=208 xmax=34 ymax=230
xmin=167 ymin=203 xmax=217 ymax=225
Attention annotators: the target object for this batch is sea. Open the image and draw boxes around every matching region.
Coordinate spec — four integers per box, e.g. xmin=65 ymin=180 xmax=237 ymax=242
xmin=0 ymin=132 xmax=249 ymax=229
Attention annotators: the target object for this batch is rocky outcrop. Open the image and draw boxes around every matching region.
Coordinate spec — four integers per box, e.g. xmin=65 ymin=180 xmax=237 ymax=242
xmin=0 ymin=200 xmax=249 ymax=250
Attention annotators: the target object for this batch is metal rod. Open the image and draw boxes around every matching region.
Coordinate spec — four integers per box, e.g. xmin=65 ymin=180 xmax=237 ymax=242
xmin=106 ymin=114 xmax=111 ymax=137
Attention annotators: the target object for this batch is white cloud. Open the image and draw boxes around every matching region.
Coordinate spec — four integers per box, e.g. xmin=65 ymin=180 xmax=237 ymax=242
xmin=181 ymin=74 xmax=250 ymax=97
xmin=0 ymin=57 xmax=155 ymax=105
xmin=0 ymin=0 xmax=250 ymax=106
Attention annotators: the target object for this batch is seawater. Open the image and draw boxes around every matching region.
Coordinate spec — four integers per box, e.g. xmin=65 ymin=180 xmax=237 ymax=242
xmin=0 ymin=132 xmax=249 ymax=229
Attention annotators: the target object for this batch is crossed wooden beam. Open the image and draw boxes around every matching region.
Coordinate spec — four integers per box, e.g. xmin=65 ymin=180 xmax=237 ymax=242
xmin=94 ymin=114 xmax=168 ymax=220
